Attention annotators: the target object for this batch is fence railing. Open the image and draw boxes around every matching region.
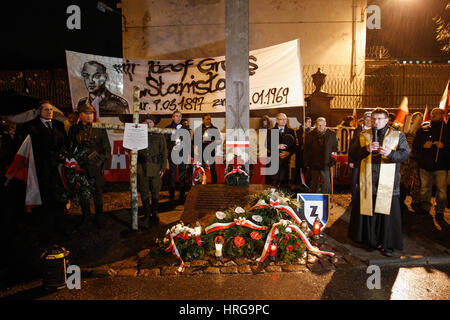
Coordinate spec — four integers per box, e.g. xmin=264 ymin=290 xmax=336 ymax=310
xmin=1 ymin=63 xmax=449 ymax=115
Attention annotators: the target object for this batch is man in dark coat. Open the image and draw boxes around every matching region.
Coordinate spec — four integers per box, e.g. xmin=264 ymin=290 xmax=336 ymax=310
xmin=22 ymin=100 xmax=67 ymax=243
xmin=165 ymin=110 xmax=190 ymax=203
xmin=412 ymin=108 xmax=448 ymax=221
xmin=68 ymin=103 xmax=111 ymax=229
xmin=267 ymin=113 xmax=296 ymax=189
xmin=137 ymin=114 xmax=167 ymax=226
xmin=193 ymin=114 xmax=222 ymax=184
xmin=303 ymin=117 xmax=338 ymax=194
xmin=348 ymin=108 xmax=410 ymax=257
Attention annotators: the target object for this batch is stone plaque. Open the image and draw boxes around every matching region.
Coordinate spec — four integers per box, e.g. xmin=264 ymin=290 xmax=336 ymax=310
xmin=182 ymin=184 xmax=270 ymax=225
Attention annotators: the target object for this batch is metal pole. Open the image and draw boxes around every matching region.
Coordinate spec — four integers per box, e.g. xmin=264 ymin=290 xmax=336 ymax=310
xmin=130 ymin=86 xmax=139 ymax=231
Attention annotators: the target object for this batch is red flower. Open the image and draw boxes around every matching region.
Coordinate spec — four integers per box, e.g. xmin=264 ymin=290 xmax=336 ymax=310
xmin=195 ymin=236 xmax=202 ymax=246
xmin=284 ymin=234 xmax=290 ymax=240
xmin=287 ymin=245 xmax=293 ymax=252
xmin=250 ymin=232 xmax=262 ymax=240
xmin=177 ymin=233 xmax=189 ymax=240
xmin=234 ymin=236 xmax=245 ymax=248
xmin=295 ymin=242 xmax=301 ymax=248
xmin=281 ymin=239 xmax=287 ymax=245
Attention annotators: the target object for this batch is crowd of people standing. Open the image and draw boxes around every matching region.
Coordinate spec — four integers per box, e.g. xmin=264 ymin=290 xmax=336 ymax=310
xmin=0 ymin=102 xmax=448 ymax=265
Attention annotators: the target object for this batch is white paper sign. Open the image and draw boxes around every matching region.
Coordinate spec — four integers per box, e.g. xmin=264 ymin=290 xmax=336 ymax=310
xmin=122 ymin=123 xmax=148 ymax=151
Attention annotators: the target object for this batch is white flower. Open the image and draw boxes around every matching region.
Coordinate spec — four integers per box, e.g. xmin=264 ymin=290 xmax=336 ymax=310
xmin=252 ymin=215 xmax=263 ymax=223
xmin=216 ymin=211 xmax=226 ymax=220
xmin=257 ymin=199 xmax=266 ymax=205
xmin=235 ymin=206 xmax=245 ymax=214
xmin=285 ymin=227 xmax=292 ymax=233
xmin=274 ymin=228 xmax=279 ymax=235
xmin=176 ymin=124 xmax=182 ymax=130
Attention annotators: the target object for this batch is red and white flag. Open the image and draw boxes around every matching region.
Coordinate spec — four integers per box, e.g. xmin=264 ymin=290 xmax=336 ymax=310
xmin=394 ymin=96 xmax=409 ymax=126
xmin=439 ymin=80 xmax=449 ymax=123
xmin=6 ymin=135 xmax=42 ymax=211
xmin=423 ymin=105 xmax=430 ymax=122
xmin=352 ymin=107 xmax=358 ymax=128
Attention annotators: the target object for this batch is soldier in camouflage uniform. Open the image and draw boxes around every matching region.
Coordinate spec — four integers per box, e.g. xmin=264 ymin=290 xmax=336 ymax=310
xmin=137 ymin=114 xmax=167 ymax=226
xmin=68 ymin=103 xmax=111 ymax=229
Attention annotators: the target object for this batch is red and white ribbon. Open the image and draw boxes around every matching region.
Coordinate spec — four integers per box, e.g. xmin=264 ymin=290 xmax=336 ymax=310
xmin=224 ymin=164 xmax=249 ymax=178
xmin=205 ymin=217 xmax=268 ymax=234
xmin=249 ymin=198 xmax=303 ymax=226
xmin=165 ymin=234 xmax=186 ymax=273
xmin=256 ymin=220 xmax=334 ymax=263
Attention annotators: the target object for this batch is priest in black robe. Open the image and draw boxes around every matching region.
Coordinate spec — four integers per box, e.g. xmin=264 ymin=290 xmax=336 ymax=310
xmin=348 ymin=108 xmax=410 ymax=257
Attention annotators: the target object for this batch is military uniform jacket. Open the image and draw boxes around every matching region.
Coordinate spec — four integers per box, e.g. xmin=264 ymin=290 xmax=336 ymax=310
xmin=77 ymin=88 xmax=129 ymax=116
xmin=68 ymin=122 xmax=111 ymax=177
xmin=137 ymin=133 xmax=167 ymax=177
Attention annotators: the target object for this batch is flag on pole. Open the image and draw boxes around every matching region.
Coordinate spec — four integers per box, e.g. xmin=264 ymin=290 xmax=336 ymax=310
xmin=352 ymin=107 xmax=358 ymax=128
xmin=5 ymin=135 xmax=42 ymax=211
xmin=394 ymin=96 xmax=409 ymax=126
xmin=439 ymin=80 xmax=449 ymax=123
xmin=423 ymin=105 xmax=429 ymax=122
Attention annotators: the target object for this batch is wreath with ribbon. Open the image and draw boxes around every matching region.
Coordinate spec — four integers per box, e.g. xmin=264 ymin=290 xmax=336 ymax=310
xmin=192 ymin=161 xmax=206 ymax=185
xmin=224 ymin=157 xmax=249 ymax=186
xmin=58 ymin=148 xmax=95 ymax=205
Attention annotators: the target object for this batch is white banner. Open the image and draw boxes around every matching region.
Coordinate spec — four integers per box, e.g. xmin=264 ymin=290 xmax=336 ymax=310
xmin=66 ymin=39 xmax=304 ymax=116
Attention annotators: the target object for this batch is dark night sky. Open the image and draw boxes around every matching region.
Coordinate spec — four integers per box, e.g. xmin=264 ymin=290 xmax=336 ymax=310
xmin=367 ymin=0 xmax=449 ymax=59
xmin=0 ymin=0 xmax=122 ymax=71
xmin=0 ymin=0 xmax=447 ymax=71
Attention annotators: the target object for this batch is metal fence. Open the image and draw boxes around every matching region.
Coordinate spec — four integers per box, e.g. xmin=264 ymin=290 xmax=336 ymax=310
xmin=303 ymin=63 xmax=450 ymax=110
xmin=1 ymin=63 xmax=449 ymax=115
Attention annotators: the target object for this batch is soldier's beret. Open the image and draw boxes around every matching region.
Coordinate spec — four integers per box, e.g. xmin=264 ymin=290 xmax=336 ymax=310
xmin=78 ymin=103 xmax=95 ymax=113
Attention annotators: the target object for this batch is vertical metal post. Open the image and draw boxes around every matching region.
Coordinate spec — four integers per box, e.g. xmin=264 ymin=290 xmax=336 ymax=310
xmin=225 ymin=0 xmax=249 ymax=178
xmin=130 ymin=86 xmax=139 ymax=230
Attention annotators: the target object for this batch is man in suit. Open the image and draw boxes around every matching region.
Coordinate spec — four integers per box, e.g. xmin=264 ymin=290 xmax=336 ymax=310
xmin=68 ymin=103 xmax=111 ymax=229
xmin=137 ymin=114 xmax=167 ymax=227
xmin=165 ymin=111 xmax=190 ymax=203
xmin=267 ymin=113 xmax=296 ymax=189
xmin=22 ymin=100 xmax=67 ymax=243
xmin=194 ymin=114 xmax=222 ymax=184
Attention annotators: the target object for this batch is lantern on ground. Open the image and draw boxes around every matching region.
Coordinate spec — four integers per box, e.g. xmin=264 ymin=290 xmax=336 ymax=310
xmin=269 ymin=240 xmax=278 ymax=261
xmin=215 ymin=237 xmax=223 ymax=261
xmin=313 ymin=216 xmax=322 ymax=240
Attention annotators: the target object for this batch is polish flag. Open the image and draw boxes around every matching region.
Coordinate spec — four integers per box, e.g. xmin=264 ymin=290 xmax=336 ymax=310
xmin=423 ymin=106 xmax=429 ymax=122
xmin=6 ymin=135 xmax=42 ymax=211
xmin=439 ymin=80 xmax=449 ymax=123
xmin=394 ymin=96 xmax=409 ymax=126
xmin=352 ymin=108 xmax=358 ymax=128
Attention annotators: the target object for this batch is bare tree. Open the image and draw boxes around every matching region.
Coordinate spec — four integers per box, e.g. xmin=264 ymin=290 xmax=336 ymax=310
xmin=434 ymin=2 xmax=450 ymax=53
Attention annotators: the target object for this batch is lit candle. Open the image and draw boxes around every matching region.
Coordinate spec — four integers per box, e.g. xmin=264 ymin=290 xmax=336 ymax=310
xmin=194 ymin=221 xmax=201 ymax=236
xmin=215 ymin=237 xmax=223 ymax=261
xmin=313 ymin=217 xmax=321 ymax=239
xmin=269 ymin=240 xmax=278 ymax=261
